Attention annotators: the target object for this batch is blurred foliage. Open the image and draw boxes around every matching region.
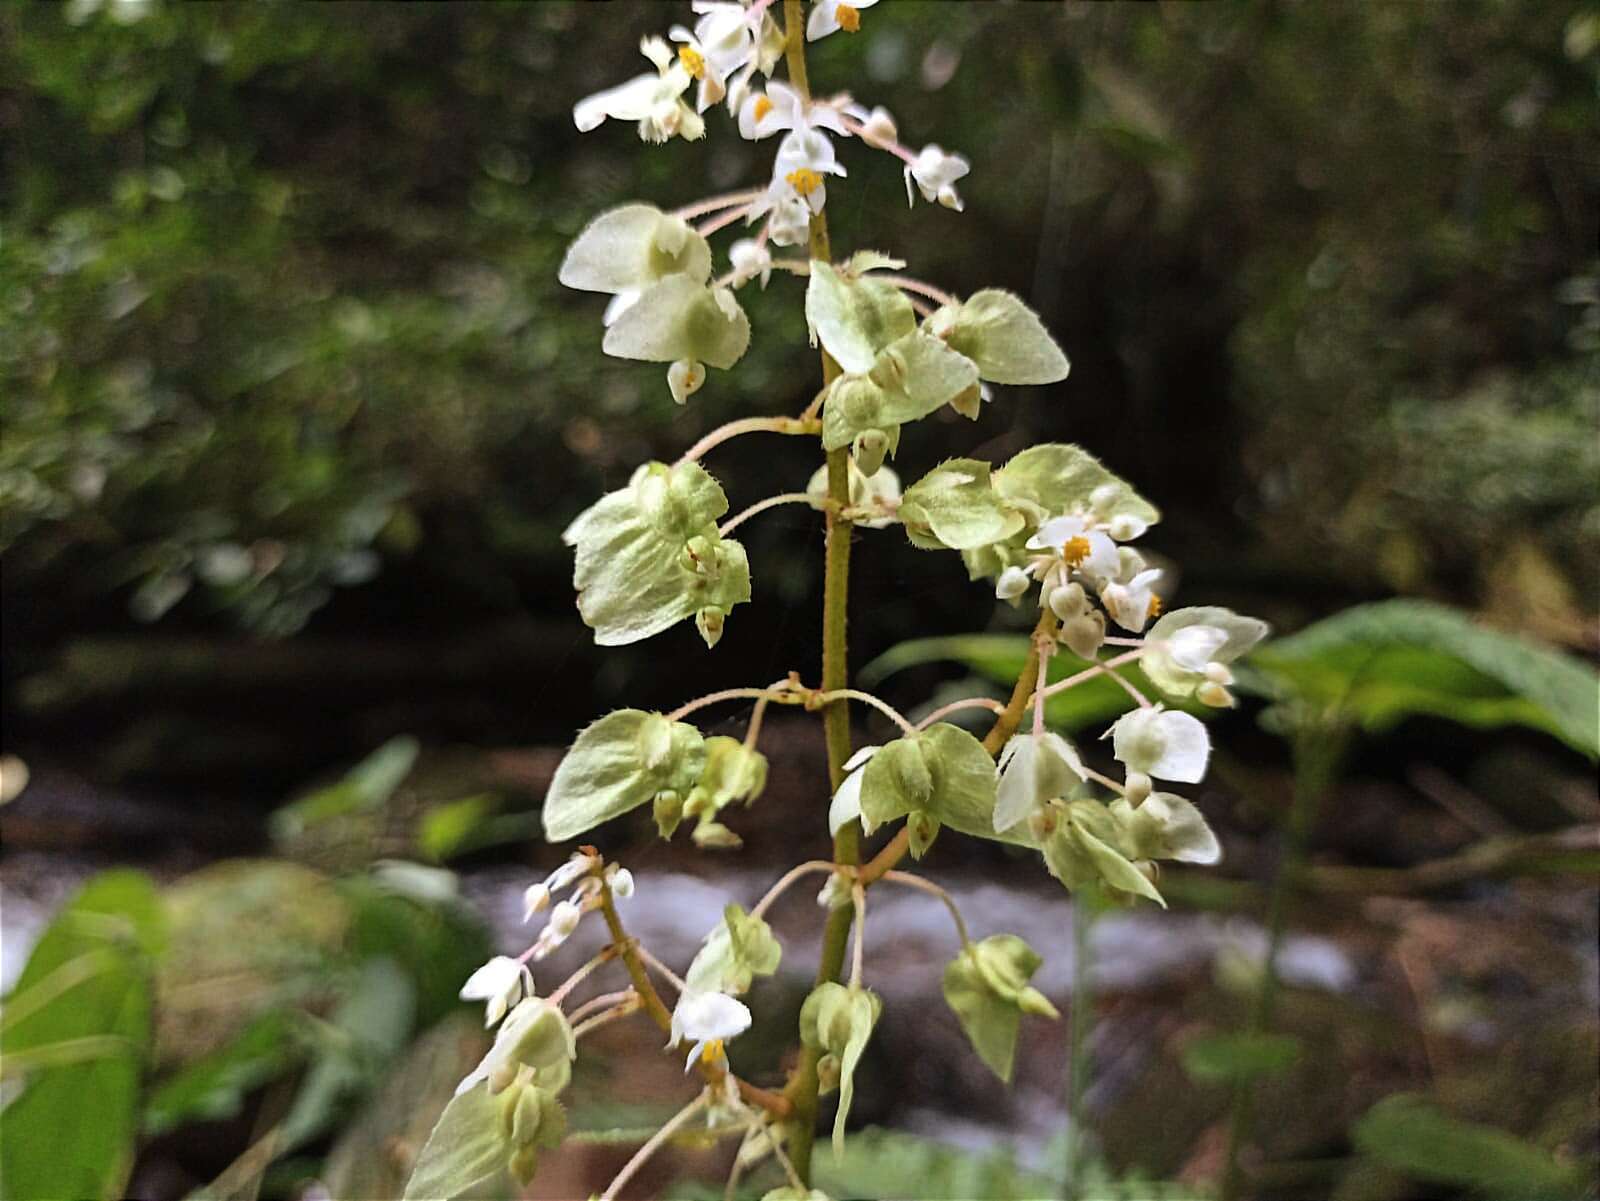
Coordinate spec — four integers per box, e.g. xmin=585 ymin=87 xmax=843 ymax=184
xmin=2 ymin=0 xmax=1595 ymax=659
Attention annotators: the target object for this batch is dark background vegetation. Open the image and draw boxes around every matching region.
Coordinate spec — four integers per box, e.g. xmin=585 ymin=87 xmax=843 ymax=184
xmin=1 ymin=3 xmax=1596 ymax=1200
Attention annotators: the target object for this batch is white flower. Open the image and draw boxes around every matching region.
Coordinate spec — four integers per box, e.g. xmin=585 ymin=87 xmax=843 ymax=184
xmin=762 ymin=190 xmax=813 ymax=247
xmin=728 ymin=238 xmax=773 ymax=289
xmin=828 ymin=744 xmax=880 ymax=835
xmin=1106 ymin=706 xmax=1210 ymax=784
xmin=807 ymin=0 xmax=879 ymax=41
xmin=994 ymin=732 xmax=1085 ymax=833
xmin=459 ymin=955 xmax=534 ymax=1027
xmin=667 ymin=2 xmax=757 ymax=111
xmin=1140 ymin=607 xmax=1270 ymax=703
xmin=522 ymin=883 xmax=551 ymax=921
xmin=737 ymin=80 xmax=850 ymax=142
xmin=530 ymin=899 xmax=584 ymax=960
xmin=523 ymin=851 xmax=597 ymax=921
xmin=771 ymin=127 xmax=847 ymax=214
xmin=573 ymin=37 xmax=705 ymax=144
xmin=1100 ymin=567 xmax=1164 ymax=633
xmin=670 ymin=990 xmax=752 ymax=1071
xmin=1027 ymin=515 xmax=1120 ymax=584
xmin=904 ymin=144 xmax=970 ymax=211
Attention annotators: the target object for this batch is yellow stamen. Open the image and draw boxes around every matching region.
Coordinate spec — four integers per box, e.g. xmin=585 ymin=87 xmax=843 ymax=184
xmin=753 ymin=94 xmax=775 ymax=123
xmin=679 ymin=45 xmax=706 ymax=79
xmin=700 ymin=1038 xmax=725 ymax=1065
xmin=1060 ymin=535 xmax=1091 ymax=567
xmin=785 ymin=167 xmax=823 ymax=196
xmin=1147 ymin=594 xmax=1163 ymax=620
xmin=837 ymin=3 xmax=861 ymax=32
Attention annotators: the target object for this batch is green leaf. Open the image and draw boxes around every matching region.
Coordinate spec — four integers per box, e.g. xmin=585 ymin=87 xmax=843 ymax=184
xmin=143 ymin=1011 xmax=305 ymax=1136
xmin=1352 ymin=1094 xmax=1586 ymax=1199
xmin=1179 ymin=1032 xmax=1301 ymax=1084
xmin=992 ymin=443 xmax=1160 ymax=528
xmin=1 ymin=870 xmax=164 ymax=1201
xmin=819 ymin=334 xmax=979 ymax=458
xmin=927 ymin=290 xmax=1070 ymax=385
xmin=340 ymin=874 xmax=493 ymax=1027
xmin=563 ymin=460 xmax=750 ymax=647
xmin=402 ymin=1082 xmax=516 ymax=1201
xmin=558 ymin=203 xmax=711 ymax=295
xmin=900 ymin=459 xmax=1027 ymax=551
xmin=1246 ymin=600 xmax=1600 ymax=757
xmin=806 ymin=261 xmax=917 ymax=374
xmin=416 ymin=794 xmax=501 ymax=862
xmin=601 ymin=275 xmax=750 ymax=369
xmin=541 ymin=709 xmax=706 ymax=842
xmin=858 ymin=724 xmax=1020 ymax=847
xmin=270 ymin=736 xmax=419 ymax=843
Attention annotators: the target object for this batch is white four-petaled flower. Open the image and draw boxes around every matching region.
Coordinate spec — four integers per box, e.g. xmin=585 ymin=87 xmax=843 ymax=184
xmin=1106 ymin=706 xmax=1211 ymax=784
xmin=807 ymin=0 xmax=879 ymax=41
xmin=905 ymin=144 xmax=970 ymax=211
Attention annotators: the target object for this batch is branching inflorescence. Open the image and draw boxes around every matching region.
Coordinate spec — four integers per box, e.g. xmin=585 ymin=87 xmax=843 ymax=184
xmin=403 ymin=4 xmax=1269 ymax=1197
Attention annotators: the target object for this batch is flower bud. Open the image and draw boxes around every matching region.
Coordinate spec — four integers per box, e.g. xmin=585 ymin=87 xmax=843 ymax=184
xmin=696 ymin=607 xmax=725 ymax=648
xmin=852 ymin=428 xmax=891 ymax=476
xmin=1048 ymin=581 xmax=1088 ymax=621
xmin=995 ymin=565 xmax=1031 ymax=601
xmin=522 ymin=884 xmax=551 ymax=920
xmin=1060 ymin=610 xmax=1106 ymax=660
xmin=1107 ymin=514 xmax=1148 ymax=542
xmin=1197 ymin=681 xmax=1235 ymax=708
xmin=816 ymin=873 xmax=852 ymax=910
xmin=547 ymin=900 xmax=581 ymax=940
xmin=1204 ymin=662 xmax=1234 ymax=685
xmin=654 ymin=790 xmax=684 ymax=838
xmin=508 ymin=1146 xmax=541 ymax=1187
xmin=607 ymin=866 xmax=635 ymax=900
xmin=1123 ymin=770 xmax=1153 ymax=807
xmin=1088 ymin=483 xmax=1121 ymax=517
xmin=692 ymin=820 xmax=743 ymax=849
xmin=908 ymin=811 xmax=940 ymax=859
xmin=667 ymin=358 xmax=705 ymax=405
xmin=857 ymin=105 xmax=898 ymax=148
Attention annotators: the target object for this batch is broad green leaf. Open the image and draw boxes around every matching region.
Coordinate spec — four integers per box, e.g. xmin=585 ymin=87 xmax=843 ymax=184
xmin=563 ymin=461 xmax=750 ymax=647
xmin=862 ymin=633 xmax=1207 ymax=732
xmin=602 ymin=275 xmax=750 ymax=368
xmin=900 ymin=459 xmax=1026 ymax=551
xmin=927 ymin=290 xmax=1070 ymax=385
xmin=942 ymin=935 xmax=1059 ymax=1082
xmin=416 ymin=794 xmax=507 ymax=862
xmin=558 ymin=203 xmax=711 ymax=295
xmin=542 ymin=709 xmax=706 ymax=842
xmin=0 ymin=870 xmax=164 ymax=1201
xmin=1179 ymin=1032 xmax=1301 ymax=1084
xmin=402 ymin=1082 xmax=516 ymax=1201
xmin=1352 ymin=1094 xmax=1586 ymax=1199
xmin=869 ymin=332 xmax=980 ymax=421
xmin=806 ymin=261 xmax=917 ymax=374
xmin=1246 ymin=600 xmax=1600 ymax=757
xmin=270 ymin=736 xmax=419 ymax=843
xmin=993 ymin=443 xmax=1160 ymax=528
xmin=143 ymin=1010 xmax=305 ymax=1136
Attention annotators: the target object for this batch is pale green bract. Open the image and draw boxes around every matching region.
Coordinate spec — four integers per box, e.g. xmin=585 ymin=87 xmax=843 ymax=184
xmin=799 ymin=982 xmax=882 ymax=1158
xmin=402 ymin=1085 xmax=516 ymax=1201
xmin=856 ymin=722 xmax=1026 ymax=847
xmin=820 ymin=333 xmax=979 ymax=471
xmin=925 ymin=289 xmax=1070 ymax=385
xmin=541 ymin=709 xmax=706 ymax=842
xmin=941 ymin=934 xmax=1060 ymax=1081
xmin=805 ymin=260 xmax=916 ymax=374
xmin=1110 ymin=793 xmax=1222 ymax=865
xmin=1040 ymin=798 xmax=1167 ymax=907
xmin=992 ymin=443 xmax=1161 ymax=528
xmin=684 ymin=903 xmax=782 ymax=995
xmin=1142 ymin=606 xmax=1270 ymax=699
xmin=674 ymin=736 xmax=768 ymax=846
xmin=602 ymin=274 xmax=751 ymax=369
xmin=898 ymin=459 xmax=1027 ymax=552
xmin=558 ymin=203 xmax=712 ymax=296
xmin=563 ymin=460 xmax=750 ymax=647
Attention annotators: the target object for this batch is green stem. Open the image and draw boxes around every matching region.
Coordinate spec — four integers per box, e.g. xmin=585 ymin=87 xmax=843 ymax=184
xmin=1219 ymin=720 xmax=1348 ymax=1201
xmin=780 ymin=0 xmax=856 ymax=1182
xmin=1063 ymin=888 xmax=1095 ymax=1201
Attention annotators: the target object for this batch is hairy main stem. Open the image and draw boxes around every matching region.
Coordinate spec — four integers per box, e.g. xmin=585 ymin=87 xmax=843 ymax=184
xmin=782 ymin=0 xmax=857 ymax=1182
